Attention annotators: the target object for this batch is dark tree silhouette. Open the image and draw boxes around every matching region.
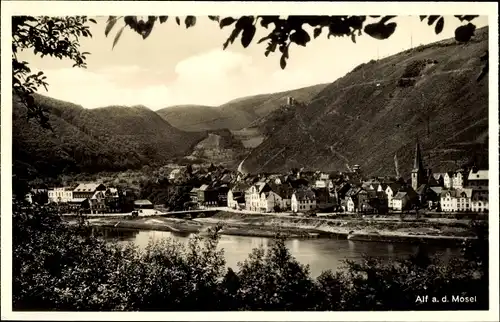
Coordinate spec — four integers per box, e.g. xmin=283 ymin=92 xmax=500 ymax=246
xmin=106 ymin=15 xmax=483 ymax=70
xmin=12 ymin=16 xmax=96 ymax=127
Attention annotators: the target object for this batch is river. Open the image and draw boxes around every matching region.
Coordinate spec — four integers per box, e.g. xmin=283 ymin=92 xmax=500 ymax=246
xmin=94 ymin=227 xmax=461 ymax=278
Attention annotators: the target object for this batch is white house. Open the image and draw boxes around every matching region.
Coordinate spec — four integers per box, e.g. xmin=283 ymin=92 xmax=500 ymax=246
xmin=443 ymin=172 xmax=454 ymax=189
xmin=259 ymin=191 xmax=283 ymax=212
xmin=227 ymin=189 xmax=237 ymax=209
xmin=467 ymin=169 xmax=488 ymax=191
xmin=291 ymin=189 xmax=317 ymax=213
xmin=227 ymin=190 xmax=244 ymax=209
xmin=452 ymin=170 xmax=466 ymax=189
xmin=48 ymin=187 xmax=73 ymax=203
xmin=346 ymin=196 xmax=357 ymax=213
xmin=455 ymin=188 xmax=472 ymax=212
xmin=385 ymin=183 xmax=402 ymax=210
xmin=315 ymin=180 xmax=327 ymax=188
xmin=392 ymin=191 xmax=409 ymax=211
xmin=245 ymin=182 xmax=270 ymax=211
xmin=440 ymin=190 xmax=457 ymax=212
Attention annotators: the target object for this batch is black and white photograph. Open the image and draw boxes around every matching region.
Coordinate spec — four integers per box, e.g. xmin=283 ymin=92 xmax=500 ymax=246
xmin=1 ymin=1 xmax=499 ymax=320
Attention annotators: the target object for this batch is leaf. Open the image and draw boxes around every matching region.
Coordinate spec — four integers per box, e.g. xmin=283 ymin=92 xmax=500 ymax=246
xmin=257 ymin=35 xmax=271 ymax=44
xmin=313 ymin=27 xmax=322 ymax=39
xmin=113 ymin=25 xmax=125 ymax=49
xmin=419 ymin=15 xmax=427 ymax=21
xmin=290 ymin=28 xmax=310 ymax=46
xmin=351 ymin=33 xmax=356 ymax=43
xmin=175 ymin=17 xmax=181 ymax=25
xmin=455 ymin=23 xmax=476 ymax=42
xmin=208 ymin=16 xmax=219 ymax=22
xmin=142 ymin=20 xmax=155 ymax=39
xmin=185 ymin=16 xmax=197 ymax=28
xmin=89 ymin=19 xmax=97 ymax=24
xmin=364 ymin=22 xmax=397 ymax=40
xmin=219 ymin=17 xmax=236 ymax=28
xmin=159 ymin=16 xmax=168 ymax=23
xmin=427 ymin=15 xmax=440 ymax=26
xmin=434 ymin=17 xmax=444 ymax=34
xmin=241 ymin=25 xmax=256 ymax=48
xmin=280 ymin=55 xmax=287 ymax=69
xmin=380 ymin=16 xmax=396 ymax=24
xmin=105 ymin=17 xmax=118 ymax=37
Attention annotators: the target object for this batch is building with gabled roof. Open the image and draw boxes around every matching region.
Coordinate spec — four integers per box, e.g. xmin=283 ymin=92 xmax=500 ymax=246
xmin=291 ymin=188 xmax=317 ymax=213
xmin=73 ymin=183 xmax=106 ymax=199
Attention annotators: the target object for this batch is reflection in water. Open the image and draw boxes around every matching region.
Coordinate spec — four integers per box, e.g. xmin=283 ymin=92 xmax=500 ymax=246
xmin=93 ymin=227 xmax=461 ymax=278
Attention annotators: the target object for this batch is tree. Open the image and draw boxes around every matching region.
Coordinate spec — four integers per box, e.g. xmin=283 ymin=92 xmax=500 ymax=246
xmin=12 ymin=16 xmax=96 ymax=127
xmin=106 ymin=15 xmax=484 ymax=71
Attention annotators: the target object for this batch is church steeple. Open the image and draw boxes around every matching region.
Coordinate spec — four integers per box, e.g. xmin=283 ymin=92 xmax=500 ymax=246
xmin=413 ymin=137 xmax=424 ymax=171
xmin=411 ymin=137 xmax=426 ymax=191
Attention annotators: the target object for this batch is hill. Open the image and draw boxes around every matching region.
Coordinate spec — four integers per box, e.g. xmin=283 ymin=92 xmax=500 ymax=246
xmin=241 ymin=27 xmax=489 ymax=177
xmin=13 ymin=94 xmax=206 ymax=179
xmin=156 ymin=83 xmax=329 ymax=132
xmin=186 ymin=129 xmax=248 ymax=169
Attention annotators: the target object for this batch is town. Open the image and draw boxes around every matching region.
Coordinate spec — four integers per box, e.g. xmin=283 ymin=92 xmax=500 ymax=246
xmin=25 ymin=140 xmax=489 ymax=217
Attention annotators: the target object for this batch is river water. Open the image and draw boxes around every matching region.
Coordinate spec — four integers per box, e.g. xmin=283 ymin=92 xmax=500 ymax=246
xmin=95 ymin=227 xmax=461 ymax=278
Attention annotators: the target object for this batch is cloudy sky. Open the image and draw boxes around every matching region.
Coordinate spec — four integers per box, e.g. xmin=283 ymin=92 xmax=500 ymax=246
xmin=18 ymin=15 xmax=489 ymax=110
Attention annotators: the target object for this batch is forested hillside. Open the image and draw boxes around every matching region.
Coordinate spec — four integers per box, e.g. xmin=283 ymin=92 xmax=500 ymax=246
xmin=13 ymin=94 xmax=206 ymax=179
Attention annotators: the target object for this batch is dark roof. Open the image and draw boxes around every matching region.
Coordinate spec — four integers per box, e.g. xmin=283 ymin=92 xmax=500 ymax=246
xmin=294 ymin=189 xmax=316 ymax=200
xmin=231 ymin=182 xmax=250 ymax=192
xmin=394 ymin=192 xmax=408 ymax=199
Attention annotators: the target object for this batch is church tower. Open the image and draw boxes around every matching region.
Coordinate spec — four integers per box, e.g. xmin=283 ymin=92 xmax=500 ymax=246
xmin=411 ymin=138 xmax=426 ymax=191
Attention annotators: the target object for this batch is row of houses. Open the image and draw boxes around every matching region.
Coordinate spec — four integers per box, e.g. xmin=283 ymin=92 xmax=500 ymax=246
xmin=28 ymin=183 xmax=153 ymax=214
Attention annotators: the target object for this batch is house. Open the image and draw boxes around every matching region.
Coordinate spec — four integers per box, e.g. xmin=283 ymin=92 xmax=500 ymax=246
xmin=440 ymin=190 xmax=457 ymax=212
xmin=198 ymin=184 xmax=219 ymax=208
xmin=90 ymin=191 xmax=107 ymax=214
xmin=315 ymin=180 xmax=327 ymax=188
xmin=443 ymin=172 xmax=454 ymax=189
xmin=319 ymin=173 xmax=330 ymax=181
xmin=344 ymin=187 xmax=362 ymax=212
xmin=392 ymin=192 xmax=410 ymax=211
xmin=73 ymin=183 xmax=106 ymax=199
xmin=346 ymin=196 xmax=357 ymax=213
xmin=48 ymin=187 xmax=74 ymax=203
xmin=189 ymin=187 xmax=200 ymax=204
xmin=452 ymin=170 xmax=467 ymax=189
xmin=467 ymin=168 xmax=488 ymax=191
xmin=291 ymin=189 xmax=317 ymax=213
xmin=271 ymin=184 xmax=293 ymax=210
xmin=245 ymin=183 xmax=271 ymax=211
xmin=168 ymin=167 xmax=188 ymax=182
xmin=216 ymin=184 xmax=230 ymax=206
xmin=471 ymin=190 xmax=489 ymax=213
xmin=431 ymin=173 xmax=445 ymax=187
xmin=455 ymin=188 xmax=473 ymax=212
xmin=227 ymin=182 xmax=249 ymax=209
xmin=259 ymin=191 xmax=283 ymax=212
xmin=134 ymin=199 xmax=154 ymax=209
xmin=314 ymin=187 xmax=334 ymax=211
xmin=103 ymin=188 xmax=121 ymax=213
xmin=385 ymin=183 xmax=402 ymax=209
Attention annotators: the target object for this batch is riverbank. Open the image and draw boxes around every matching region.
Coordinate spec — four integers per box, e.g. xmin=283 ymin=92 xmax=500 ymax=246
xmin=66 ymin=210 xmax=482 ymax=246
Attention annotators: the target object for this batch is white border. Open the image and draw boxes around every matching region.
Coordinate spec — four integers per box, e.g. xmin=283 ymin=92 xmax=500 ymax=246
xmin=1 ymin=1 xmax=499 ymax=321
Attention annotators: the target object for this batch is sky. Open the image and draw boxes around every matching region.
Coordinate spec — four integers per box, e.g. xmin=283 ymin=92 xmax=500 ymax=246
xmin=18 ymin=15 xmax=489 ymax=110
